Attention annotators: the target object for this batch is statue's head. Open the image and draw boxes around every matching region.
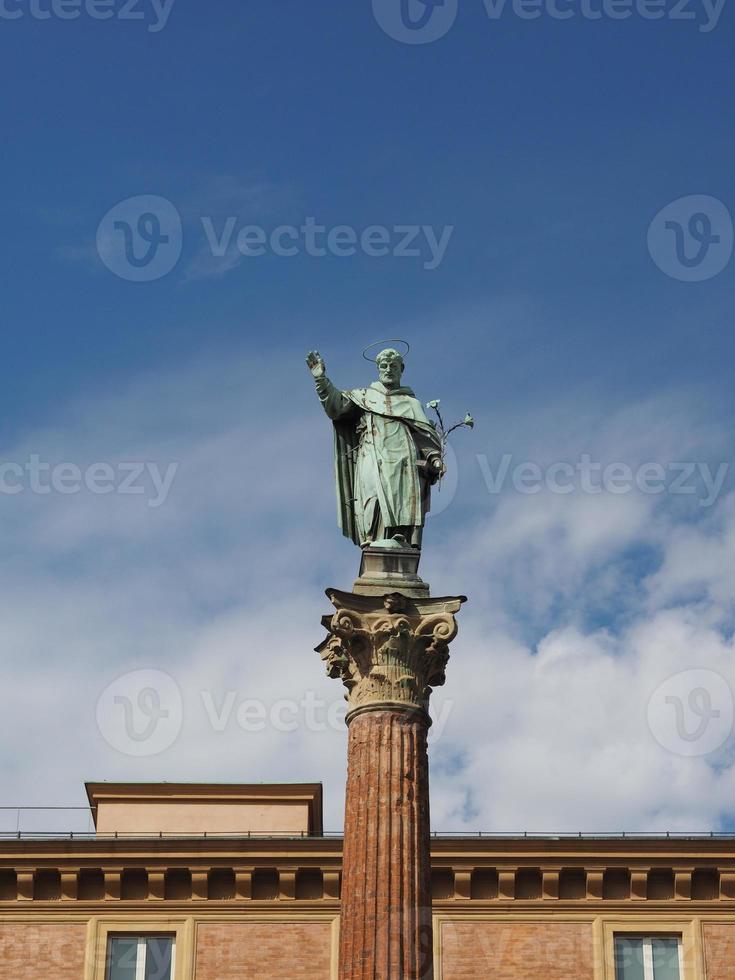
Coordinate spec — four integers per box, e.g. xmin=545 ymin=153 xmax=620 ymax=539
xmin=376 ymin=348 xmax=404 ymax=388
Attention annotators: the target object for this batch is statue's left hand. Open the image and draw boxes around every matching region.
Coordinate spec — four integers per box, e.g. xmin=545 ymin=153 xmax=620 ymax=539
xmin=429 ymin=454 xmax=445 ymax=483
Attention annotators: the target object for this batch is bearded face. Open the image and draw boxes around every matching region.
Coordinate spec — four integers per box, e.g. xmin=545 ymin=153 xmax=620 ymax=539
xmin=376 ymin=349 xmax=404 ymax=387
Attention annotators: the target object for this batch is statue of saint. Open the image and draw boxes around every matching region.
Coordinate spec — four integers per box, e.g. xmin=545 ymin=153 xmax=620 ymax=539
xmin=306 ymin=348 xmax=444 ymax=550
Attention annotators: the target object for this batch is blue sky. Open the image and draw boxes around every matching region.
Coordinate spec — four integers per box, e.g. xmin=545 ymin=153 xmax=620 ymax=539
xmin=1 ymin=0 xmax=735 ymax=832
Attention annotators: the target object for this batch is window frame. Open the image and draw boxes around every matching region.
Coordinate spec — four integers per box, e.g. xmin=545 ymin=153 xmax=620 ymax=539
xmin=85 ymin=916 xmax=193 ymax=980
xmin=602 ymin=919 xmax=703 ymax=980
xmin=614 ymin=934 xmax=684 ymax=980
xmin=106 ymin=934 xmax=176 ymax=980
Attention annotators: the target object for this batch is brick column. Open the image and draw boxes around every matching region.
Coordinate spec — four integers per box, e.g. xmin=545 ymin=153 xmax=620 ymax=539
xmin=317 ymin=586 xmax=465 ymax=980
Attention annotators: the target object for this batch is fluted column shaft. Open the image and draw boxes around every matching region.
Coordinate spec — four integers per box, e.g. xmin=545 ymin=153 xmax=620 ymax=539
xmin=339 ymin=708 xmax=433 ymax=980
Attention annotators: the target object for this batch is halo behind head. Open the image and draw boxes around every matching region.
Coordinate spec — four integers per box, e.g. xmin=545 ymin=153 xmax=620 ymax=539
xmin=362 ymin=339 xmax=410 ymax=363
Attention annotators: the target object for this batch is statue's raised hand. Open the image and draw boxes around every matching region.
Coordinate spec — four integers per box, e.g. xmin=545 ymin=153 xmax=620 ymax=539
xmin=306 ymin=350 xmax=326 ymax=380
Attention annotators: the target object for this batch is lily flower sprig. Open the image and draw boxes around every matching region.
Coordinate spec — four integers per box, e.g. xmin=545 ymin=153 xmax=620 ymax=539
xmin=426 ymin=400 xmax=474 ymax=488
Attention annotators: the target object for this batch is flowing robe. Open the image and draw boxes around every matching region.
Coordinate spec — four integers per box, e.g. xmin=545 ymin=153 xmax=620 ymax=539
xmin=315 ymin=376 xmax=442 ymax=547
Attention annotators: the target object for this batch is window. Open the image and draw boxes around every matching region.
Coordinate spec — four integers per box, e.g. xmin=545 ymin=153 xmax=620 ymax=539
xmin=614 ymin=936 xmax=682 ymax=980
xmin=106 ymin=936 xmax=175 ymax=980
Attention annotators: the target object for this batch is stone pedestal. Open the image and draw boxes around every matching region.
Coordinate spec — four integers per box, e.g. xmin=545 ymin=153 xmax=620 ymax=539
xmin=355 ymin=545 xmax=429 ymax=599
xmin=316 ymin=582 xmax=465 ymax=979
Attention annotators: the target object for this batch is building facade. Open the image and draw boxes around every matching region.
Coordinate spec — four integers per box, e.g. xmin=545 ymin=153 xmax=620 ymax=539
xmin=0 ymin=782 xmax=733 ymax=978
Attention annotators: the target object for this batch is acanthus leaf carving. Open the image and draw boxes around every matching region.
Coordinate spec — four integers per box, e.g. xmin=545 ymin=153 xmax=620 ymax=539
xmin=315 ymin=589 xmax=466 ymax=715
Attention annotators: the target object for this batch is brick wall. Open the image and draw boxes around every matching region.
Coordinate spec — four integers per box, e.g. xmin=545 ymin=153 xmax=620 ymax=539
xmin=195 ymin=920 xmax=333 ymax=979
xmin=0 ymin=922 xmax=87 ymax=978
xmin=702 ymin=922 xmax=735 ymax=980
xmin=439 ymin=920 xmax=595 ymax=979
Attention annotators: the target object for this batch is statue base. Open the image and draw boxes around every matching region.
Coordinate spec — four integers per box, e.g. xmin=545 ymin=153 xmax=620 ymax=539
xmin=354 ymin=545 xmax=430 ymax=598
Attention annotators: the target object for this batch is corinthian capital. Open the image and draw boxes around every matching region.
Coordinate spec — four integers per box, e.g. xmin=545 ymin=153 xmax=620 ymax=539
xmin=316 ymin=589 xmax=466 ymax=719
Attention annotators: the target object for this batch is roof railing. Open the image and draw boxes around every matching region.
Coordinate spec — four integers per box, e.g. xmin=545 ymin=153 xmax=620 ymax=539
xmin=2 ymin=807 xmax=734 ymax=841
